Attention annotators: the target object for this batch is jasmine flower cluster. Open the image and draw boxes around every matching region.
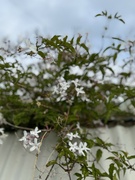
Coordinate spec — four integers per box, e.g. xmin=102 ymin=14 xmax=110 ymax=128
xmin=53 ymin=77 xmax=89 ymax=102
xmin=53 ymin=77 xmax=70 ymax=102
xmin=66 ymin=131 xmax=90 ymax=156
xmin=19 ymin=127 xmax=41 ymax=152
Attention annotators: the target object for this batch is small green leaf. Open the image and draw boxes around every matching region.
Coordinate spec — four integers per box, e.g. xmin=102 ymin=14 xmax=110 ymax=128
xmin=108 ymin=15 xmax=112 ymax=19
xmin=96 ymin=149 xmax=103 ymax=162
xmin=46 ymin=160 xmax=57 ymax=167
xmin=80 ymin=43 xmax=89 ymax=53
xmin=112 ymin=37 xmax=125 ymax=42
xmin=74 ymin=173 xmax=82 ymax=179
xmin=113 ymin=53 xmax=117 ymax=63
xmin=109 ymin=163 xmax=115 ymax=178
xmin=113 ymin=173 xmax=118 ymax=180
xmin=119 ymin=19 xmax=125 ymax=24
xmin=95 ymin=13 xmax=101 ymax=17
xmin=127 ymin=155 xmax=135 ymax=160
xmin=0 ymin=55 xmax=4 ymax=60
xmin=76 ymin=36 xmax=82 ymax=44
xmin=38 ymin=51 xmax=46 ymax=59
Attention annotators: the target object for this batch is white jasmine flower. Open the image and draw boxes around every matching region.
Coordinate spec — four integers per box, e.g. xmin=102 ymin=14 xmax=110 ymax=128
xmin=77 ymin=142 xmax=90 ymax=156
xmin=76 ymin=87 xmax=85 ymax=96
xmin=72 ymin=79 xmax=80 ymax=87
xmin=67 ymin=132 xmax=74 ymax=140
xmin=71 ymin=79 xmax=90 ymax=102
xmin=30 ymin=127 xmax=41 ymax=138
xmin=59 ymin=81 xmax=70 ymax=91
xmin=23 ymin=142 xmax=30 ymax=149
xmin=81 ymin=94 xmax=90 ymax=102
xmin=60 ymin=77 xmax=70 ymax=88
xmin=19 ymin=127 xmax=41 ymax=151
xmin=29 ymin=138 xmax=40 ymax=152
xmin=19 ymin=131 xmax=32 ymax=149
xmin=53 ymin=77 xmax=70 ymax=102
xmin=73 ymin=132 xmax=80 ymax=139
xmin=68 ymin=141 xmax=78 ymax=153
xmin=52 ymin=86 xmax=59 ymax=94
xmin=57 ymin=91 xmax=67 ymax=101
xmin=19 ymin=130 xmax=28 ymax=142
xmin=67 ymin=132 xmax=80 ymax=141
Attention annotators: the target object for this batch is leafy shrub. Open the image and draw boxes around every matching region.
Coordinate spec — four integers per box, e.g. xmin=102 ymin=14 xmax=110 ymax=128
xmin=0 ymin=12 xmax=135 ymax=179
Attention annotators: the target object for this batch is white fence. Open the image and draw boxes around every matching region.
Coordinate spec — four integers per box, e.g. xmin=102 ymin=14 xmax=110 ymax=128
xmin=0 ymin=126 xmax=135 ymax=180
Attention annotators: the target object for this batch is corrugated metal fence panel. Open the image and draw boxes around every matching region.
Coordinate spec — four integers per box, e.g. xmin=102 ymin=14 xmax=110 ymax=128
xmin=0 ymin=126 xmax=135 ymax=180
xmin=89 ymin=126 xmax=135 ymax=180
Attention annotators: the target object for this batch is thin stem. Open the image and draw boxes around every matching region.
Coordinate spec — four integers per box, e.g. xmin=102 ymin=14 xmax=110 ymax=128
xmin=45 ymin=156 xmax=59 ymax=180
xmin=38 ymin=142 xmax=60 ymax=179
xmin=32 ymin=131 xmax=50 ymax=180
xmin=44 ymin=163 xmax=55 ymax=180
xmin=5 ymin=121 xmax=52 ymax=132
xmin=65 ymin=156 xmax=72 ymax=180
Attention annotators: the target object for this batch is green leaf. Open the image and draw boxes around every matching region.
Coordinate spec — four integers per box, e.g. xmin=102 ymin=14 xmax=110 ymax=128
xmin=127 ymin=155 xmax=135 ymax=160
xmin=80 ymin=43 xmax=89 ymax=53
xmin=99 ymin=65 xmax=105 ymax=78
xmin=46 ymin=160 xmax=57 ymax=167
xmin=113 ymin=53 xmax=117 ymax=63
xmin=95 ymin=13 xmax=101 ymax=17
xmin=38 ymin=51 xmax=46 ymax=59
xmin=113 ymin=173 xmax=118 ymax=180
xmin=108 ymin=15 xmax=112 ymax=19
xmin=106 ymin=66 xmax=115 ymax=74
xmin=114 ymin=12 xmax=119 ymax=18
xmin=109 ymin=163 xmax=115 ymax=178
xmin=112 ymin=37 xmax=125 ymax=42
xmin=51 ymin=35 xmax=61 ymax=41
xmin=96 ymin=149 xmax=103 ymax=162
xmin=74 ymin=173 xmax=82 ymax=179
xmin=0 ymin=55 xmax=4 ymax=60
xmin=81 ymin=165 xmax=89 ymax=178
xmin=119 ymin=19 xmax=125 ymax=24
xmin=102 ymin=11 xmax=107 ymax=16
xmin=103 ymin=46 xmax=112 ymax=53
xmin=63 ymin=35 xmax=68 ymax=43
xmin=91 ymin=163 xmax=101 ymax=179
xmin=76 ymin=36 xmax=82 ymax=44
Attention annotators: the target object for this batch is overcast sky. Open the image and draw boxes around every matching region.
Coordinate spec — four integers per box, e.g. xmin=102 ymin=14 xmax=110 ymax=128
xmin=1 ymin=0 xmax=135 ymax=49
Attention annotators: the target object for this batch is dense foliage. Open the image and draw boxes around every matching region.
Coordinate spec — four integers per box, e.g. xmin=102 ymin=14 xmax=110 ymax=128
xmin=1 ymin=35 xmax=135 ymax=129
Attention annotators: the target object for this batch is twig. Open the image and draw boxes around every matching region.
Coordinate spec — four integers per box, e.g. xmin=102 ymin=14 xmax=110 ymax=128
xmin=32 ymin=131 xmax=50 ymax=180
xmin=5 ymin=121 xmax=52 ymax=132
